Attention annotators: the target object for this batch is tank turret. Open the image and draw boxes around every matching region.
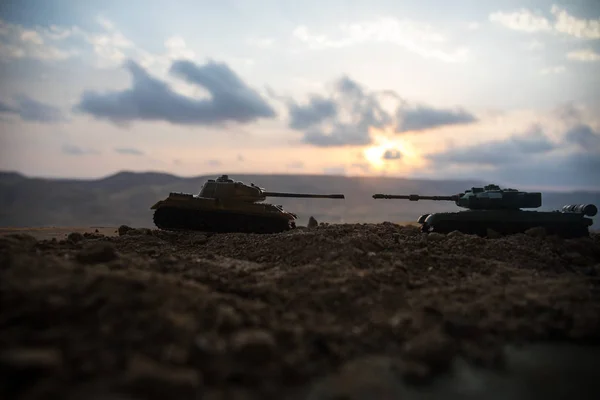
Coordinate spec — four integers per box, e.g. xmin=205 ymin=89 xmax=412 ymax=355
xmin=373 ymin=184 xmax=596 ymax=238
xmin=198 ymin=175 xmax=344 ymax=203
xmin=373 ymin=184 xmax=541 ymax=210
xmin=151 ymin=175 xmax=345 ymax=233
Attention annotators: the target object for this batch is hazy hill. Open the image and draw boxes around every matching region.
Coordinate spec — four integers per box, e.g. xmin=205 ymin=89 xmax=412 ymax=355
xmin=1 ymin=171 xmax=598 ymax=229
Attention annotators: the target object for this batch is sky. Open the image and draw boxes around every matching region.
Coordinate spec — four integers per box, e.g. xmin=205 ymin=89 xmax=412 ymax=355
xmin=0 ymin=0 xmax=599 ymax=190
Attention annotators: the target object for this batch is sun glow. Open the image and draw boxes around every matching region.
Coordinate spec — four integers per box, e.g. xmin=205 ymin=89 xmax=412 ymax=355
xmin=362 ymin=129 xmax=425 ymax=172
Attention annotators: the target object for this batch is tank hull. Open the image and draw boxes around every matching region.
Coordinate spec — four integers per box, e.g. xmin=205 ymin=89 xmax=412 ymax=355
xmin=150 ymin=193 xmax=296 ymax=233
xmin=418 ymin=210 xmax=594 ymax=238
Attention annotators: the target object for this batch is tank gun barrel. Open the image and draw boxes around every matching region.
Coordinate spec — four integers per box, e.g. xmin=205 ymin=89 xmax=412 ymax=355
xmin=372 ymin=194 xmax=459 ymax=201
xmin=263 ymin=191 xmax=345 ymax=199
xmin=562 ymin=204 xmax=598 ymax=217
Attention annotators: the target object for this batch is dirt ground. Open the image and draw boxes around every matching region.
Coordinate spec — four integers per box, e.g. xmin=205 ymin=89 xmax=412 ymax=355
xmin=1 ymin=223 xmax=600 ymax=400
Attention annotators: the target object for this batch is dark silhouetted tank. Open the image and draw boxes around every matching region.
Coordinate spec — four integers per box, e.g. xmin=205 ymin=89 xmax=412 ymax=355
xmin=150 ymin=175 xmax=345 ymax=233
xmin=373 ymin=184 xmax=597 ymax=238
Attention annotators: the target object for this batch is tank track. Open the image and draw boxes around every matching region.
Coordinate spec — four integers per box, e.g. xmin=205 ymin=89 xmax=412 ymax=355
xmin=153 ymin=207 xmax=294 ymax=234
xmin=422 ymin=221 xmax=590 ymax=238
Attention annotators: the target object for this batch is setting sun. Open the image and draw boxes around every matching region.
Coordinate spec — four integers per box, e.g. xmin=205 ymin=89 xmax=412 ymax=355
xmin=362 ymin=129 xmax=425 ymax=172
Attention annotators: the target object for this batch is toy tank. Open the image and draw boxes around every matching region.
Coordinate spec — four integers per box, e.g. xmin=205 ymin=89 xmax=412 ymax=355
xmin=150 ymin=175 xmax=345 ymax=233
xmin=373 ymin=184 xmax=597 ymax=238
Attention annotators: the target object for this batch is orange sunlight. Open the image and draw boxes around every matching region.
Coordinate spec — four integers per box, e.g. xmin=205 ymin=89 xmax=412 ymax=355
xmin=362 ymin=127 xmax=427 ymax=173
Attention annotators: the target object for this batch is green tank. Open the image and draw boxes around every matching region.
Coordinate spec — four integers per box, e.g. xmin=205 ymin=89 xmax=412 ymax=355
xmin=151 ymin=175 xmax=345 ymax=233
xmin=373 ymin=184 xmax=597 ymax=238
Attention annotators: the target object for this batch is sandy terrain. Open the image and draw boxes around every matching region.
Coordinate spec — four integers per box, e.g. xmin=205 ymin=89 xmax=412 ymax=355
xmin=1 ymin=223 xmax=600 ymax=399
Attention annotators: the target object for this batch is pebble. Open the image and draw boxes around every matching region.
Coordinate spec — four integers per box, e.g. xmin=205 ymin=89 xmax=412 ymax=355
xmin=76 ymin=242 xmax=119 ymax=264
xmin=230 ymin=329 xmax=276 ymax=364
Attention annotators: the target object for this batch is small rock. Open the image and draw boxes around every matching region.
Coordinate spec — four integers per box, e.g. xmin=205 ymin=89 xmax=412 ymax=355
xmin=525 ymin=226 xmax=547 ymax=238
xmin=67 ymin=232 xmax=84 ymax=243
xmin=230 ymin=329 xmax=276 ymax=364
xmin=308 ymin=216 xmax=319 ymax=229
xmin=402 ymin=328 xmax=456 ymax=374
xmin=76 ymin=242 xmax=118 ymax=264
xmin=216 ymin=304 xmax=243 ymax=330
xmin=123 ymin=354 xmax=201 ymax=398
xmin=118 ymin=225 xmax=132 ymax=236
xmin=0 ymin=347 xmax=62 ymax=370
xmin=308 ymin=356 xmax=405 ymax=399
xmin=486 ymin=229 xmax=502 ymax=239
xmin=426 ymin=232 xmax=444 ymax=242
xmin=447 ymin=230 xmax=464 ymax=238
xmin=94 ymin=229 xmax=99 ymax=233
xmin=0 ymin=234 xmax=37 ymax=251
xmin=563 ymin=252 xmax=588 ymax=266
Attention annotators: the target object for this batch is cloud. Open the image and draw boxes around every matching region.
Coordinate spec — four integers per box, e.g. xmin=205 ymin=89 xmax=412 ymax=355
xmin=206 ymin=159 xmax=222 ymax=167
xmin=292 ymin=17 xmax=468 ymax=63
xmin=114 ymin=147 xmax=144 ymax=156
xmin=567 ymin=48 xmax=600 ymax=62
xmin=0 ymin=100 xmax=16 ymax=113
xmin=425 ymin=122 xmax=600 ymax=187
xmin=62 ymin=144 xmax=99 ymax=156
xmin=396 ymin=105 xmax=477 ymax=133
xmin=0 ymin=95 xmax=66 ymax=123
xmin=551 ymin=5 xmax=600 ymax=39
xmin=382 ymin=149 xmax=402 ymax=160
xmin=490 ymin=5 xmax=600 ymax=39
xmin=540 ymin=65 xmax=566 ymax=75
xmin=426 ymin=124 xmax=556 ymax=166
xmin=489 ymin=9 xmax=552 ymax=33
xmin=564 ymin=124 xmax=600 ymax=152
xmin=0 ymin=18 xmax=77 ymax=61
xmin=289 ymin=76 xmax=395 ymax=147
xmin=286 ymin=76 xmax=477 ymax=147
xmin=74 ymin=59 xmax=276 ymax=126
xmin=288 ymin=95 xmax=337 ymax=130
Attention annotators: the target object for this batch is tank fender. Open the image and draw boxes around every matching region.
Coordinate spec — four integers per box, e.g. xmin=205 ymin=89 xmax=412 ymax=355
xmin=150 ymin=200 xmax=164 ymax=210
xmin=417 ymin=214 xmax=430 ymax=224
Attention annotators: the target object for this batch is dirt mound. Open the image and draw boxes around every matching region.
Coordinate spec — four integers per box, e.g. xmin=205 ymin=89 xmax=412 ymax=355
xmin=1 ymin=224 xmax=600 ymax=399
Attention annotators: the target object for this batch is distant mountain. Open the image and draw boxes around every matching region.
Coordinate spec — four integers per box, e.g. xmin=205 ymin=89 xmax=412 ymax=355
xmin=1 ymin=171 xmax=598 ymax=229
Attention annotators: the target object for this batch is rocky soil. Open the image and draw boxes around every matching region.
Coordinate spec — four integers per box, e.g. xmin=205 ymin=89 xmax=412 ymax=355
xmin=1 ymin=223 xmax=600 ymax=400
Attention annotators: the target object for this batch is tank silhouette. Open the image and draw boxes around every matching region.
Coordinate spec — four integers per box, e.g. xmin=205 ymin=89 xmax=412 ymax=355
xmin=150 ymin=175 xmax=345 ymax=233
xmin=373 ymin=184 xmax=597 ymax=238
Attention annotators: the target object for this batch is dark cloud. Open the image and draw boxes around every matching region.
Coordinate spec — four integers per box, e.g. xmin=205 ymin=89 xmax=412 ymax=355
xmin=115 ymin=147 xmax=144 ymax=156
xmin=62 ymin=144 xmax=98 ymax=156
xmin=288 ymin=76 xmax=394 ymax=147
xmin=0 ymin=100 xmax=17 ymax=113
xmin=75 ymin=60 xmax=276 ymax=126
xmin=564 ymin=124 xmax=600 ymax=151
xmin=383 ymin=149 xmax=402 ymax=160
xmin=396 ymin=105 xmax=477 ymax=133
xmin=286 ymin=75 xmax=476 ymax=147
xmin=427 ymin=124 xmax=555 ymax=166
xmin=288 ymin=95 xmax=337 ymax=130
xmin=425 ymin=124 xmax=600 ymax=188
xmin=0 ymin=96 xmax=65 ymax=123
